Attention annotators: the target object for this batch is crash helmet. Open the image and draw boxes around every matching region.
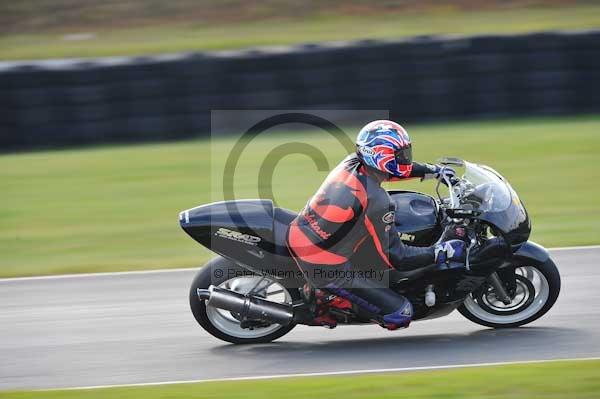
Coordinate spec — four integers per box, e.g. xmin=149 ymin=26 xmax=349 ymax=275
xmin=355 ymin=120 xmax=413 ymax=178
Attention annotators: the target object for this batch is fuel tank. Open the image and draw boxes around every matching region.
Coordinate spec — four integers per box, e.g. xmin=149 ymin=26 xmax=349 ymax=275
xmin=388 ymin=190 xmax=441 ymax=246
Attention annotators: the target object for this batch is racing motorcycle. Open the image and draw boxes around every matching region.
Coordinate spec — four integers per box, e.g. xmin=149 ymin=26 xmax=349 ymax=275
xmin=181 ymin=158 xmax=561 ymax=344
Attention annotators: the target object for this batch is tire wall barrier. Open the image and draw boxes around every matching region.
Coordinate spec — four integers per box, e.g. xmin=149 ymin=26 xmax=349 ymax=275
xmin=1 ymin=31 xmax=599 ymax=150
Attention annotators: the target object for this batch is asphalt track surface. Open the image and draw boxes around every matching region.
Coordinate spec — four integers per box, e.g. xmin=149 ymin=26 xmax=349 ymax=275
xmin=1 ymin=247 xmax=599 ymax=390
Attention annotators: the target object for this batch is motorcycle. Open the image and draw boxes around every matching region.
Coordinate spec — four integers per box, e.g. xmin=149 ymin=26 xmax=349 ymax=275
xmin=181 ymin=158 xmax=561 ymax=344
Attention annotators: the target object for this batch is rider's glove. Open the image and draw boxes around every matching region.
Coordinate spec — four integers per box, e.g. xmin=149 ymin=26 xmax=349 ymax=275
xmin=435 ymin=239 xmax=466 ymax=264
xmin=422 ymin=164 xmax=458 ymax=185
xmin=433 ymin=164 xmax=457 ymax=185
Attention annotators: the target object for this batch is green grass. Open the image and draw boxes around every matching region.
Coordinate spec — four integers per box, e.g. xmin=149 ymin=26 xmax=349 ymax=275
xmin=1 ymin=359 xmax=599 ymax=398
xmin=1 ymin=5 xmax=600 ymax=60
xmin=1 ymin=115 xmax=600 ymax=278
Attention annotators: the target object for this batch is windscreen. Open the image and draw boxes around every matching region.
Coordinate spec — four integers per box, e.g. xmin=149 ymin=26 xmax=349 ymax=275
xmin=460 ymin=162 xmax=512 ymax=213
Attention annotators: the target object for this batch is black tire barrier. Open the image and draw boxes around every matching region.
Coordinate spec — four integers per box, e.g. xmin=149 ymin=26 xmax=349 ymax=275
xmin=1 ymin=30 xmax=600 ymax=151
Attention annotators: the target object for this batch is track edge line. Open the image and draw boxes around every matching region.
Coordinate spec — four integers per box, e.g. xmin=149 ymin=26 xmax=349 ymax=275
xmin=47 ymin=356 xmax=600 ymax=391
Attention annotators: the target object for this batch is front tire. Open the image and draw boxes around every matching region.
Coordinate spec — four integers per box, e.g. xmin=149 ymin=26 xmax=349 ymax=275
xmin=189 ymin=256 xmax=298 ymax=344
xmin=458 ymin=258 xmax=561 ymax=328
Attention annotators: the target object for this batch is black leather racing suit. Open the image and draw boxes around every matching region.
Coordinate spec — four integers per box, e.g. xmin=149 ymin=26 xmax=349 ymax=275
xmin=287 ymin=153 xmax=437 ymax=315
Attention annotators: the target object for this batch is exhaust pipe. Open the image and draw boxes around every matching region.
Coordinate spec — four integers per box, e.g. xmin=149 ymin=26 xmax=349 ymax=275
xmin=197 ymin=286 xmax=294 ymax=325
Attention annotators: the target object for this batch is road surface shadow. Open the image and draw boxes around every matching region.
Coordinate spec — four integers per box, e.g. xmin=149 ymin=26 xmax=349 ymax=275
xmin=208 ymin=326 xmax=591 ymax=362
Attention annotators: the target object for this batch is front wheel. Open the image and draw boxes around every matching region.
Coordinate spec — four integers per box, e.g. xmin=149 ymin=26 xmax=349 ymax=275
xmin=458 ymin=258 xmax=560 ymax=328
xmin=189 ymin=256 xmax=299 ymax=344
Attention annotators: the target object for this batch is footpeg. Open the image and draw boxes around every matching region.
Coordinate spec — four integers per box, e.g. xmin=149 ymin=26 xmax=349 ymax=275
xmin=425 ymin=285 xmax=436 ymax=307
xmin=382 ymin=319 xmax=410 ymax=331
xmin=313 ymin=315 xmax=337 ymax=329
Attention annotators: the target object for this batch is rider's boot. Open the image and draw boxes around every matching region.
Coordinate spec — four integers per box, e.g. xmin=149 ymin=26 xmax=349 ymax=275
xmin=307 ymin=288 xmax=339 ymax=328
xmin=349 ymin=287 xmax=413 ymax=330
xmin=325 ymin=279 xmax=414 ymax=331
xmin=382 ymin=298 xmax=413 ymax=330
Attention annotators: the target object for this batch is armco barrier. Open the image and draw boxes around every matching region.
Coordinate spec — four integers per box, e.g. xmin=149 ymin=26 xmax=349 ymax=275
xmin=1 ymin=30 xmax=599 ymax=151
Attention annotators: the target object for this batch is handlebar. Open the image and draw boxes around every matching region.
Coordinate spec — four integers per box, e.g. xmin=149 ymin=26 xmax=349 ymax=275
xmin=436 ymin=171 xmax=461 ymax=209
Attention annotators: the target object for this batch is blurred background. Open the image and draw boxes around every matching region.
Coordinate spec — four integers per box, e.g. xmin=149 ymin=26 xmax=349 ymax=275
xmin=1 ymin=0 xmax=599 ymax=277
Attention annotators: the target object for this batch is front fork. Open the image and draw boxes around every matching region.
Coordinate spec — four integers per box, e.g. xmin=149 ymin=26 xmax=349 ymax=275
xmin=487 ymin=272 xmax=512 ymax=305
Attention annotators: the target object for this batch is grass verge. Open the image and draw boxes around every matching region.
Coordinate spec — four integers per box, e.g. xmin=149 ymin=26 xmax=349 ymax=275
xmin=1 ymin=5 xmax=599 ymax=60
xmin=1 ymin=359 xmax=599 ymax=398
xmin=1 ymin=115 xmax=599 ymax=277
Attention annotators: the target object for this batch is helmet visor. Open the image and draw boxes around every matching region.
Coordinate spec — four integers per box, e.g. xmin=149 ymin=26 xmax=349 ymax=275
xmin=395 ymin=145 xmax=413 ymax=165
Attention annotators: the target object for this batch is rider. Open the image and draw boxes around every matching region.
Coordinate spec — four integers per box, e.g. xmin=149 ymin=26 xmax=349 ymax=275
xmin=287 ymin=120 xmax=466 ymax=330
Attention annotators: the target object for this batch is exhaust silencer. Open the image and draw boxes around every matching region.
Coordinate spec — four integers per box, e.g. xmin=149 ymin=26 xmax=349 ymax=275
xmin=197 ymin=286 xmax=294 ymax=325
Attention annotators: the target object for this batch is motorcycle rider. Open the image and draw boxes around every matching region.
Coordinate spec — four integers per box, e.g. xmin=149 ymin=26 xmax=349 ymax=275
xmin=287 ymin=120 xmax=466 ymax=330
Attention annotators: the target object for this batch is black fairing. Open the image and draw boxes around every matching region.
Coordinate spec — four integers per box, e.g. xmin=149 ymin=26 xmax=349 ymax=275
xmin=461 ymin=168 xmax=531 ymax=246
xmin=179 ymin=200 xmax=298 ymax=280
xmin=479 ymin=197 xmax=531 ymax=247
xmin=513 ymin=241 xmax=550 ymax=265
xmin=388 ymin=190 xmax=441 ymax=246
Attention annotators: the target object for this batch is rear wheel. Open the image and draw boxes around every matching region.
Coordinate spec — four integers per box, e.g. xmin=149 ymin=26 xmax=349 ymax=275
xmin=458 ymin=258 xmax=560 ymax=328
xmin=189 ymin=256 xmax=299 ymax=344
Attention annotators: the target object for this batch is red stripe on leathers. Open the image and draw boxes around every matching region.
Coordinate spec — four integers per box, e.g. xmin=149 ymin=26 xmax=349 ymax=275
xmin=288 ymin=222 xmax=347 ymax=265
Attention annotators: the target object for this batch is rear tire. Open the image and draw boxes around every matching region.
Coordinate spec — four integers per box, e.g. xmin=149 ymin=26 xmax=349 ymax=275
xmin=189 ymin=256 xmax=298 ymax=344
xmin=458 ymin=258 xmax=561 ymax=328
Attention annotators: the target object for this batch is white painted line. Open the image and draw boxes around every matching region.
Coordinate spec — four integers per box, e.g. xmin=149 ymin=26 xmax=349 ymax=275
xmin=547 ymin=244 xmax=600 ymax=252
xmin=0 ymin=267 xmax=196 ymax=283
xmin=1 ymin=244 xmax=599 ymax=283
xmin=50 ymin=356 xmax=600 ymax=391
